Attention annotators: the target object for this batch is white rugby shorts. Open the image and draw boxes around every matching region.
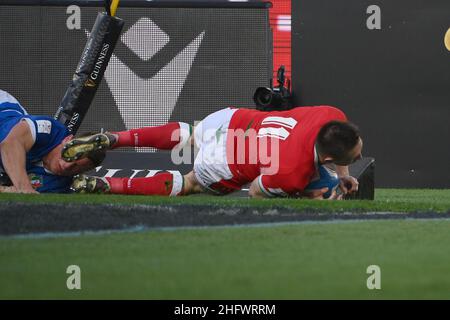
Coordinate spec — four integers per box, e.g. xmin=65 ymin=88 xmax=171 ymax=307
xmin=193 ymin=107 xmax=238 ymax=193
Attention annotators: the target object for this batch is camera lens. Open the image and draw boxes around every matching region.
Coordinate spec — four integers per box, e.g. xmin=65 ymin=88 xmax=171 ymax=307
xmin=260 ymin=92 xmax=272 ymax=105
xmin=253 ymin=87 xmax=273 ymax=107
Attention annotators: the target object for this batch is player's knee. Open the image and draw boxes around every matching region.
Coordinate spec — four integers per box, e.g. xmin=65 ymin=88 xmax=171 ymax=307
xmin=182 ymin=171 xmax=203 ymax=195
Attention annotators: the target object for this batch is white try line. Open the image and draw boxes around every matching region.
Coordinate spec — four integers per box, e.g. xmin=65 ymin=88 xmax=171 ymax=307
xmin=3 ymin=216 xmax=450 ymax=240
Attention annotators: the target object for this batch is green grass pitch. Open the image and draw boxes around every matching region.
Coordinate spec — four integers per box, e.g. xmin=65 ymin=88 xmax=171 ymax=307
xmin=0 ymin=188 xmax=450 ymax=299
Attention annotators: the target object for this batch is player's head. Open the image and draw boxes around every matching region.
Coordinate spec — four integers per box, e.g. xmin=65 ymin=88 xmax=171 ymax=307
xmin=316 ymin=120 xmax=363 ymax=166
xmin=45 ymin=134 xmax=106 ymax=176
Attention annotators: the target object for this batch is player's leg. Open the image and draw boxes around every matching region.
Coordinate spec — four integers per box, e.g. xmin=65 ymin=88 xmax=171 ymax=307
xmin=63 ymin=107 xmax=238 ymax=161
xmin=62 ymin=122 xmax=192 ymax=161
xmin=189 ymin=107 xmax=242 ymax=195
xmin=71 ymin=170 xmax=204 ymax=196
xmin=111 ymin=122 xmax=192 ymax=149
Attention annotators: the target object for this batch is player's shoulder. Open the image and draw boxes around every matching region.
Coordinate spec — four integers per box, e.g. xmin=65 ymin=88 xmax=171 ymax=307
xmin=316 ymin=105 xmax=347 ymax=119
xmin=26 ymin=115 xmax=68 ymax=135
xmin=276 ymin=106 xmax=346 ymax=125
xmin=289 ymin=105 xmax=346 ymax=116
xmin=24 ymin=115 xmax=69 ymax=154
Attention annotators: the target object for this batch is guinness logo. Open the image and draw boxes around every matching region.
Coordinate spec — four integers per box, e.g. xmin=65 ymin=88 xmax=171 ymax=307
xmin=85 ymin=18 xmax=205 ymax=130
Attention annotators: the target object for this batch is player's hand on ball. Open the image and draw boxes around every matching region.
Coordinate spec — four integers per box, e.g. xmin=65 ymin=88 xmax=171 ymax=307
xmin=339 ymin=175 xmax=359 ymax=194
xmin=327 ymin=188 xmax=344 ymax=200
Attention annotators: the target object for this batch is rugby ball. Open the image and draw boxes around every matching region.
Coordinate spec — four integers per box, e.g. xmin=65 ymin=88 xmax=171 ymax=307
xmin=304 ymin=165 xmax=340 ymax=199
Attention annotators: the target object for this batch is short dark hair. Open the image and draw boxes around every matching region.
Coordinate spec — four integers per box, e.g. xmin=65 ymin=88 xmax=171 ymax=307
xmin=76 ymin=132 xmax=107 ymax=167
xmin=316 ymin=121 xmax=360 ymax=163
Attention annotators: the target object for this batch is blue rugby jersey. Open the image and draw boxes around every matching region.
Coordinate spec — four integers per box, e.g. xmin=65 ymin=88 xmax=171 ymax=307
xmin=0 ymin=90 xmax=72 ymax=193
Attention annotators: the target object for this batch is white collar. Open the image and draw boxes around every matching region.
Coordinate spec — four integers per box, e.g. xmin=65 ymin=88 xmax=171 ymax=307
xmin=35 ymin=161 xmax=55 ymax=174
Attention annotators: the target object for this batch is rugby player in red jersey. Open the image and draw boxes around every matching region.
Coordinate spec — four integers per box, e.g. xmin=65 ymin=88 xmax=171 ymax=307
xmin=64 ymin=106 xmax=362 ymax=200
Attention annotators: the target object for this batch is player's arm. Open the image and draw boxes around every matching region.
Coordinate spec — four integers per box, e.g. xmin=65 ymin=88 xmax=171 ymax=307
xmin=250 ymin=175 xmax=341 ymax=200
xmin=248 ymin=175 xmax=290 ymax=198
xmin=248 ymin=177 xmax=266 ymax=198
xmin=335 ymin=165 xmax=358 ymax=194
xmin=0 ymin=121 xmax=38 ymax=194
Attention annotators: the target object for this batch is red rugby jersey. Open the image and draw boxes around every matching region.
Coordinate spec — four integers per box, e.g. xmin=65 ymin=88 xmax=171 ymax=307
xmin=225 ymin=106 xmax=347 ymax=196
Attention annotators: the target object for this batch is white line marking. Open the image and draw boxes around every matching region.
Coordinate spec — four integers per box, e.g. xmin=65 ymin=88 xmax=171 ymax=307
xmin=3 ymin=217 xmax=450 ymax=240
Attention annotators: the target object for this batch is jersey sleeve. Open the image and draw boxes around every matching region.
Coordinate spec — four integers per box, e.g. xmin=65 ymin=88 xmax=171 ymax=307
xmin=27 ymin=118 xmax=55 ymax=148
xmin=258 ymin=173 xmax=307 ymax=197
xmin=24 ymin=116 xmax=69 ymax=160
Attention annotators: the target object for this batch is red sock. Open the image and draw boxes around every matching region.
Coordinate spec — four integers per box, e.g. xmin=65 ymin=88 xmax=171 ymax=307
xmin=112 ymin=122 xmax=191 ymax=150
xmin=106 ymin=172 xmax=184 ymax=196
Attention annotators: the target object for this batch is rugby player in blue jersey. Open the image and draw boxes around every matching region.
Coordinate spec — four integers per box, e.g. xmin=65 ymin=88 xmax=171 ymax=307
xmin=0 ymin=90 xmax=105 ymax=194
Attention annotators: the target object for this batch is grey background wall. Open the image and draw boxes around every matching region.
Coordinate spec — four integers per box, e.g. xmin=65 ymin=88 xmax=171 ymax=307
xmin=0 ymin=3 xmax=270 ymax=133
xmin=0 ymin=0 xmax=272 ymax=170
xmin=292 ymin=0 xmax=450 ymax=188
xmin=0 ymin=2 xmax=271 ymax=175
